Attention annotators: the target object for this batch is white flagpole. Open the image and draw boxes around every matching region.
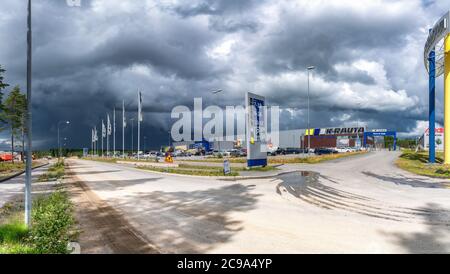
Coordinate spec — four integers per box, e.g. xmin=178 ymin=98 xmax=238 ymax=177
xmin=137 ymin=91 xmax=141 ymax=161
xmin=94 ymin=128 xmax=96 ymax=157
xmin=92 ymin=128 xmax=95 ymax=157
xmin=94 ymin=127 xmax=96 ymax=156
xmin=102 ymin=120 xmax=104 ymax=157
xmin=96 ymin=127 xmax=98 ymax=156
xmin=107 ymin=114 xmax=110 ymax=158
xmin=113 ymin=108 xmax=116 ymax=158
xmin=123 ymin=100 xmax=125 ymax=159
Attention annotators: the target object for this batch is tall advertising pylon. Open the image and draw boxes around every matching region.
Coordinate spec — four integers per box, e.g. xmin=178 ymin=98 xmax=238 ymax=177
xmin=424 ymin=11 xmax=449 ymax=164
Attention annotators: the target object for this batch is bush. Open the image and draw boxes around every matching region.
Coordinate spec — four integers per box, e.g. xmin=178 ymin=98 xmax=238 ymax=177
xmin=29 ymin=191 xmax=74 ymax=254
xmin=38 ymin=160 xmax=65 ymax=182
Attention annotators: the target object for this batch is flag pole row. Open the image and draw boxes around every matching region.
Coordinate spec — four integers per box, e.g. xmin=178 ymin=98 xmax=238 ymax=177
xmin=90 ymin=91 xmax=143 ymax=159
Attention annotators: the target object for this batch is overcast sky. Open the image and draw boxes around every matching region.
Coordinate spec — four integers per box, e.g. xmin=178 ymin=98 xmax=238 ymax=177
xmin=0 ymin=0 xmax=449 ymax=150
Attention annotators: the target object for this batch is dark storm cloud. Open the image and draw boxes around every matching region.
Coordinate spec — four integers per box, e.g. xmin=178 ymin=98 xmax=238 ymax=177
xmin=166 ymin=0 xmax=264 ymax=33
xmin=0 ymin=0 xmax=445 ymax=149
xmin=253 ymin=5 xmax=419 ymax=76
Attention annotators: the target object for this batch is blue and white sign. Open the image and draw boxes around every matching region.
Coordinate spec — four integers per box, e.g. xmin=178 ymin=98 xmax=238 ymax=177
xmin=246 ymin=92 xmax=267 ymax=167
xmin=223 ymin=160 xmax=231 ymax=175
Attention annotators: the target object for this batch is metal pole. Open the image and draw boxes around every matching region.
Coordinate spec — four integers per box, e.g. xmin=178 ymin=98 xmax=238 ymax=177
xmin=444 ymin=35 xmax=450 ymax=164
xmin=138 ymin=118 xmax=140 ymax=161
xmin=356 ymin=120 xmax=359 ymax=148
xmin=25 ymin=0 xmax=32 ymax=227
xmin=131 ymin=118 xmax=134 ymax=157
xmin=429 ymin=49 xmax=436 ymax=163
xmin=107 ymin=115 xmax=109 ymax=158
xmin=168 ymin=131 xmax=171 ymax=147
xmin=57 ymin=124 xmax=60 ymax=158
xmin=306 ymin=66 xmax=315 ymax=156
xmin=138 ymin=92 xmax=141 ymax=161
xmin=307 ymin=70 xmax=310 ymax=156
xmin=123 ymin=101 xmax=125 ymax=159
xmin=113 ymin=108 xmax=116 ymax=158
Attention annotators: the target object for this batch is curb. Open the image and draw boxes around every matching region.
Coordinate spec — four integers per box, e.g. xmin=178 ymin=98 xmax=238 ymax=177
xmin=0 ymin=162 xmax=49 ymax=183
xmin=134 ymin=164 xmax=301 ymax=181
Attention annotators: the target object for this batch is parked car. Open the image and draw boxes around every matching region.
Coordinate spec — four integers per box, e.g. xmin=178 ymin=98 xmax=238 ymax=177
xmin=230 ymin=149 xmax=247 ymax=157
xmin=287 ymin=148 xmax=307 ymax=154
xmin=314 ymin=148 xmax=336 ymax=155
xmin=336 ymin=147 xmax=351 ymax=153
xmin=230 ymin=149 xmax=241 ymax=157
xmin=267 ymin=147 xmax=278 ymax=156
xmin=274 ymin=148 xmax=286 ymax=155
xmin=219 ymin=150 xmax=231 ymax=157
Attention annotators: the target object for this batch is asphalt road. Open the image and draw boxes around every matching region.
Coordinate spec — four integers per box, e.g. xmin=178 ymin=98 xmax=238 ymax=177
xmin=0 ymin=165 xmax=49 ymax=209
xmin=68 ymin=151 xmax=450 ymax=254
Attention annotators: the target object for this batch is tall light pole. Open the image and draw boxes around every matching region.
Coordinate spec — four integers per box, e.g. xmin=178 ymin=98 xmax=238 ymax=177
xmin=212 ymin=89 xmax=223 ymax=151
xmin=57 ymin=121 xmax=70 ymax=159
xmin=307 ymin=66 xmax=315 ymax=156
xmin=24 ymin=0 xmax=32 ymax=227
xmin=168 ymin=130 xmax=171 ymax=147
xmin=143 ymin=136 xmax=147 ymax=153
xmin=130 ymin=117 xmax=135 ymax=157
xmin=356 ymin=102 xmax=362 ymax=148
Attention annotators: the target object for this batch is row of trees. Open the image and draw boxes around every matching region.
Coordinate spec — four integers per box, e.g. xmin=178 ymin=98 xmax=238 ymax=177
xmin=0 ymin=64 xmax=28 ymax=163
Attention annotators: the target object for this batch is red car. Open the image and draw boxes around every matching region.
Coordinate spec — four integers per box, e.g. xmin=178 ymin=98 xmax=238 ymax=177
xmin=0 ymin=154 xmax=13 ymax=162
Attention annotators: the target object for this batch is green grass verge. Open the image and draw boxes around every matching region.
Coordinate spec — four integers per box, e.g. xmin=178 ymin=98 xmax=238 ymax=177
xmin=268 ymin=151 xmax=367 ymax=164
xmin=38 ymin=161 xmax=65 ymax=182
xmin=138 ymin=163 xmax=278 ymax=176
xmin=184 ymin=152 xmax=367 ymax=164
xmin=0 ymin=161 xmax=44 ymax=180
xmin=178 ymin=164 xmax=277 ymax=172
xmin=395 ymin=150 xmax=450 ymax=179
xmin=0 ymin=191 xmax=75 ymax=254
xmin=137 ymin=165 xmax=240 ymax=176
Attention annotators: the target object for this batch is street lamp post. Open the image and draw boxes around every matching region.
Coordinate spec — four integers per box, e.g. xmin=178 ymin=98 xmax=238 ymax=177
xmin=24 ymin=0 xmax=33 ymax=227
xmin=130 ymin=117 xmax=135 ymax=157
xmin=168 ymin=130 xmax=171 ymax=147
xmin=212 ymin=89 xmax=223 ymax=152
xmin=307 ymin=66 xmax=315 ymax=157
xmin=144 ymin=136 xmax=147 ymax=153
xmin=355 ymin=102 xmax=362 ymax=148
xmin=57 ymin=121 xmax=70 ymax=159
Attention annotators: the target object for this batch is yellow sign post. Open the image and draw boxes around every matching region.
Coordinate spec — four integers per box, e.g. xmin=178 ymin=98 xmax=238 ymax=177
xmin=445 ymin=35 xmax=450 ymax=164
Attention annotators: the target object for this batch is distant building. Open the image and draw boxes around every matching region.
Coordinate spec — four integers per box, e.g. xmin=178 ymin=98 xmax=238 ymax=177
xmin=172 ymin=126 xmax=378 ymax=151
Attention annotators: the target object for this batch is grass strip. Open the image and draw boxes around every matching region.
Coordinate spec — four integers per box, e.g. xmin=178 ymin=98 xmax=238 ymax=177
xmin=395 ymin=150 xmax=450 ymax=179
xmin=0 ymin=191 xmax=75 ymax=254
xmin=38 ymin=161 xmax=65 ymax=182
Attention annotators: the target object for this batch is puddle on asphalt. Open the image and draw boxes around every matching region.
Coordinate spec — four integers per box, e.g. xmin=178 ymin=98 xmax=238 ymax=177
xmin=276 ymin=171 xmax=320 ymax=198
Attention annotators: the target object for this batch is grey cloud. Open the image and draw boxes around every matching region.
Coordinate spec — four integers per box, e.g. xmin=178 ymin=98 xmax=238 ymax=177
xmin=0 ymin=0 xmax=446 ymax=150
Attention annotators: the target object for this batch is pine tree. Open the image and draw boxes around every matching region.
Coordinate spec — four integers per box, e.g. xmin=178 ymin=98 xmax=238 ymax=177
xmin=0 ymin=65 xmax=8 ymax=122
xmin=4 ymin=86 xmax=27 ymax=164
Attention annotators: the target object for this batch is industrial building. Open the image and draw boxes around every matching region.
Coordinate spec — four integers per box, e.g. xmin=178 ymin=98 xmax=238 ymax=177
xmin=172 ymin=126 xmax=385 ymax=152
